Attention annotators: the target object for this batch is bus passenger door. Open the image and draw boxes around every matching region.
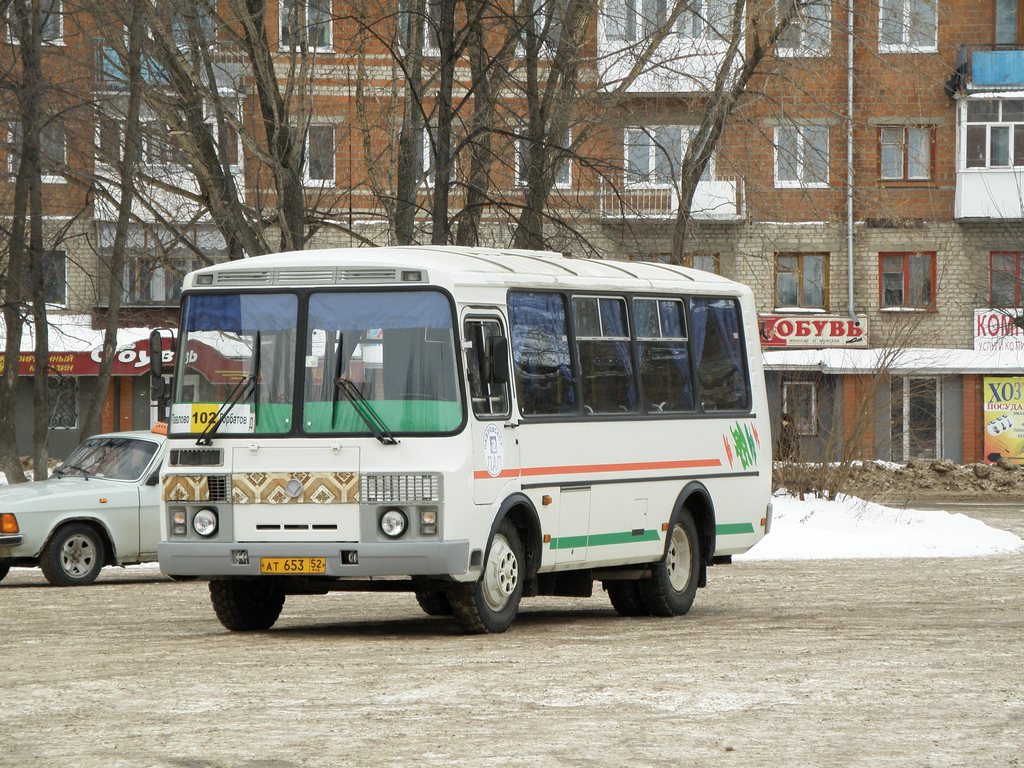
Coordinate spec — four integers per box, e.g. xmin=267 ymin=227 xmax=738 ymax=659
xmin=463 ymin=314 xmax=520 ymax=505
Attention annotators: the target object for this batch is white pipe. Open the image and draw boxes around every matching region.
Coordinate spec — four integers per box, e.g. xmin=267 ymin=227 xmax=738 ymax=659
xmin=847 ymin=0 xmax=856 ymax=321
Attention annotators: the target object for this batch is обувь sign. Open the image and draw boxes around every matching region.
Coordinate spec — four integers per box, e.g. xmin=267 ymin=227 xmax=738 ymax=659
xmin=759 ymin=314 xmax=869 ymax=348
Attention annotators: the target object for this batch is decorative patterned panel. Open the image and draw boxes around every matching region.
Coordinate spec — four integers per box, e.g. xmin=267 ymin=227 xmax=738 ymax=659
xmin=163 ymin=475 xmax=211 ymax=502
xmin=231 ymin=472 xmax=360 ymax=505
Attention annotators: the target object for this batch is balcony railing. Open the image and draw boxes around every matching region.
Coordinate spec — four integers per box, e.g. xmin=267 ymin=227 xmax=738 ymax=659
xmin=599 ymin=178 xmax=744 ymax=221
xmin=962 ymin=45 xmax=1024 ymax=90
xmin=94 ymin=39 xmax=247 ymax=92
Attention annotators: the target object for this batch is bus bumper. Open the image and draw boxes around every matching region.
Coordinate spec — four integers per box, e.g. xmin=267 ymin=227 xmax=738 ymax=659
xmin=157 ymin=540 xmax=471 ymax=578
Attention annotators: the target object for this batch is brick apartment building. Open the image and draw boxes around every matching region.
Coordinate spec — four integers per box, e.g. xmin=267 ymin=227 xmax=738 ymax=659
xmin=2 ymin=0 xmax=1024 ymax=464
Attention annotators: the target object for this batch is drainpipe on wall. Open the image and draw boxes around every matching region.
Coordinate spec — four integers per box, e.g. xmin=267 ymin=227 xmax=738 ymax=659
xmin=846 ymin=0 xmax=856 ymax=322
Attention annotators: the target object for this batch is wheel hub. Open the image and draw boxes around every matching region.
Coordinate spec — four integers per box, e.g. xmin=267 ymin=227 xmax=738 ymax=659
xmin=482 ymin=534 xmax=519 ymax=612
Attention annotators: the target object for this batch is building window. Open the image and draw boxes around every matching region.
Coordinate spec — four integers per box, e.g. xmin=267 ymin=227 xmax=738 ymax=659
xmin=8 ymin=121 xmax=66 ymax=182
xmin=625 ymin=125 xmax=711 ymax=187
xmin=635 ymin=252 xmax=719 ymax=272
xmin=280 ymin=0 xmax=332 ymax=50
xmin=964 ymin=100 xmax=1024 ymax=169
xmin=879 ymin=251 xmax=935 ymax=309
xmin=782 ymin=380 xmax=817 ymax=436
xmin=991 ymin=252 xmax=1024 ymax=307
xmin=399 ymin=0 xmax=443 ymax=54
xmin=47 ymin=375 xmax=78 ymax=430
xmin=774 ymin=124 xmax=828 ymax=188
xmin=879 ymin=0 xmax=937 ymax=52
xmin=522 ymin=0 xmax=567 ymax=56
xmin=891 ymin=376 xmax=941 ymax=461
xmin=5 ymin=0 xmax=62 ymax=45
xmin=996 ymin=0 xmax=1022 ymax=45
xmin=879 ymin=125 xmax=932 ymax=180
xmin=123 ymin=252 xmax=199 ymax=306
xmin=43 ymin=250 xmax=66 ymax=305
xmin=775 ymin=253 xmax=828 ymax=309
xmin=418 ymin=125 xmax=456 ymax=187
xmin=605 ymin=0 xmax=734 ymax=42
xmin=776 ymin=0 xmax=830 ymax=56
xmin=516 ymin=128 xmax=571 ymax=188
xmin=303 ymin=124 xmax=335 ymax=184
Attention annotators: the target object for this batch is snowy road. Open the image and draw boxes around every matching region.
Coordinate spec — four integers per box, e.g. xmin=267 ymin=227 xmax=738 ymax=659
xmin=1 ymin=502 xmax=1022 ymax=767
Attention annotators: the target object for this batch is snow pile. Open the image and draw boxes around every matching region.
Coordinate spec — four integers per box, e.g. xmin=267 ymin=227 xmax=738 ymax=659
xmin=738 ymin=492 xmax=1024 ymax=561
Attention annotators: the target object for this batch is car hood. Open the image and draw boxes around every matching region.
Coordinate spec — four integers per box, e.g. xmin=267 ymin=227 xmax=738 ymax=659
xmin=0 ymin=477 xmax=140 ymax=513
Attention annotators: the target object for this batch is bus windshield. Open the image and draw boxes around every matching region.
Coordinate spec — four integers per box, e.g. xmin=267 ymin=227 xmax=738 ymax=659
xmin=302 ymin=291 xmax=462 ymax=435
xmin=171 ymin=293 xmax=298 ymax=435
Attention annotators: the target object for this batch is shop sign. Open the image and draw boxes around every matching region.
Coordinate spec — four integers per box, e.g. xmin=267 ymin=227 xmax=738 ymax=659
xmin=759 ymin=314 xmax=869 ymax=348
xmin=974 ymin=309 xmax=1024 ymax=352
xmin=0 ymin=340 xmax=174 ymax=377
xmin=983 ymin=376 xmax=1024 ymax=465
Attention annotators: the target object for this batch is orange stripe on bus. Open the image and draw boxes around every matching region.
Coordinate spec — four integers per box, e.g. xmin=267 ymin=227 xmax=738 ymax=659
xmin=473 ymin=458 xmax=721 ymax=480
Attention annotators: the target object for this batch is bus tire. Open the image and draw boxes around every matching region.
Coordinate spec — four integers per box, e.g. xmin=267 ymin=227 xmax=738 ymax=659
xmin=604 ymin=580 xmax=649 ymax=616
xmin=209 ymin=579 xmax=285 ymax=631
xmin=414 ymin=588 xmax=453 ymax=616
xmin=639 ymin=509 xmax=700 ymax=617
xmin=447 ymin=519 xmax=524 ymax=634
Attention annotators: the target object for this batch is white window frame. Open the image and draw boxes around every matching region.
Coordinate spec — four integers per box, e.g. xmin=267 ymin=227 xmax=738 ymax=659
xmin=604 ymin=0 xmax=734 ymax=43
xmin=774 ymin=123 xmax=829 ymax=189
xmin=420 ymin=125 xmax=457 ymax=188
xmin=878 ymin=0 xmax=937 ymax=53
xmin=624 ymin=125 xmax=713 ymax=188
xmin=303 ymin=123 xmax=336 ymax=185
xmin=520 ymin=0 xmax=566 ymax=58
xmin=7 ymin=122 xmax=67 ymax=184
xmin=279 ymin=0 xmax=333 ymax=52
xmin=775 ymin=0 xmax=831 ymax=57
xmin=5 ymin=0 xmax=64 ymax=46
xmin=962 ymin=99 xmax=1024 ymax=171
xmin=515 ymin=128 xmax=571 ymax=189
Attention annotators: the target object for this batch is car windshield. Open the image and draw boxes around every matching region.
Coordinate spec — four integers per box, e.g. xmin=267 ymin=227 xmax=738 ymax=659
xmin=56 ymin=437 xmax=159 ymax=482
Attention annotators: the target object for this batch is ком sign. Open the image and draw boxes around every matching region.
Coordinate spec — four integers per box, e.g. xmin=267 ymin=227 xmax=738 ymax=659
xmin=759 ymin=314 xmax=869 ymax=348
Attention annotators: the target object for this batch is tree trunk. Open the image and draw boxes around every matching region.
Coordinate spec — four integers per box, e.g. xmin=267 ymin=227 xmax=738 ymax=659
xmin=396 ymin=0 xmax=426 ymax=245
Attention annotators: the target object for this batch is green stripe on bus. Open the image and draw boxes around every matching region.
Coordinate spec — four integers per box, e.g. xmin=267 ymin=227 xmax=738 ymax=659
xmin=549 ymin=529 xmax=661 ymax=550
xmin=717 ymin=522 xmax=756 ymax=535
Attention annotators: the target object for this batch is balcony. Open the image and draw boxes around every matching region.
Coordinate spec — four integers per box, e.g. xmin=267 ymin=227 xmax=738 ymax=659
xmin=963 ymin=46 xmax=1024 ymax=90
xmin=599 ymin=178 xmax=744 ymax=221
xmin=94 ymin=39 xmax=247 ymax=93
xmin=955 ymin=170 xmax=1024 ymax=219
xmin=954 ymin=84 xmax=1024 ymax=219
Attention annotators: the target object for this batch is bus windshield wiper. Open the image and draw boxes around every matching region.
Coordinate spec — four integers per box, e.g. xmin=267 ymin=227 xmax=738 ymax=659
xmin=334 ymin=375 xmax=399 ymax=446
xmin=196 ymin=332 xmax=261 ymax=446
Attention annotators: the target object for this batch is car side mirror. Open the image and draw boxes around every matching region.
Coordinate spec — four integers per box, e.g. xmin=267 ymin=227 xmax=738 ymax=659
xmin=487 ymin=336 xmax=510 ymax=385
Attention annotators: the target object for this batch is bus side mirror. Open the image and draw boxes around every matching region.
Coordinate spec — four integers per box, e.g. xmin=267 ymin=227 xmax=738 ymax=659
xmin=487 ymin=336 xmax=510 ymax=385
xmin=149 ymin=329 xmax=164 ymax=378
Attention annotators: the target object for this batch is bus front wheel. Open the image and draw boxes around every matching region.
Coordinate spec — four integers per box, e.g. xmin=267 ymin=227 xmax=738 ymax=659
xmin=447 ymin=519 xmax=524 ymax=634
xmin=639 ymin=509 xmax=700 ymax=616
xmin=209 ymin=578 xmax=285 ymax=631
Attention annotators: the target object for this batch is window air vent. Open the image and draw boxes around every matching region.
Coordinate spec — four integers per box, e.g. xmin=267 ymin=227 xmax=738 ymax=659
xmin=337 ymin=268 xmax=400 ymax=283
xmin=214 ymin=270 xmax=273 ymax=286
xmin=169 ymin=449 xmax=223 ymax=467
xmin=275 ymin=269 xmax=336 ymax=285
xmin=208 ymin=475 xmax=230 ymax=502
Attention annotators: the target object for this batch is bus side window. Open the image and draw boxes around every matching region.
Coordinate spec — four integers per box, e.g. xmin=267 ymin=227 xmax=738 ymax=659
xmin=508 ymin=291 xmax=577 ymax=416
xmin=689 ymin=297 xmax=751 ymax=412
xmin=464 ymin=319 xmax=510 ymax=418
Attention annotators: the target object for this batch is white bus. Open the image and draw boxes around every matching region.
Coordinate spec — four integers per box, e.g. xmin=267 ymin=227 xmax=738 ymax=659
xmin=154 ymin=247 xmax=772 ymax=633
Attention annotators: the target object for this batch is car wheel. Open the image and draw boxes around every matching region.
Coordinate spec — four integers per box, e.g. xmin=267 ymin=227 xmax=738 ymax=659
xmin=446 ymin=519 xmax=524 ymax=634
xmin=209 ymin=579 xmax=285 ymax=631
xmin=0 ymin=563 xmax=10 ymax=583
xmin=39 ymin=522 xmax=106 ymax=586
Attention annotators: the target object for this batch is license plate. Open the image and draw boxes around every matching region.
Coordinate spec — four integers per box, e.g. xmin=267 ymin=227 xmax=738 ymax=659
xmin=259 ymin=557 xmax=327 ymax=575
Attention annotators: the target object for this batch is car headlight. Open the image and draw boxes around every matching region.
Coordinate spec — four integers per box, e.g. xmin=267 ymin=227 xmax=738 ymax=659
xmin=193 ymin=508 xmax=218 ymax=537
xmin=380 ymin=508 xmax=407 ymax=538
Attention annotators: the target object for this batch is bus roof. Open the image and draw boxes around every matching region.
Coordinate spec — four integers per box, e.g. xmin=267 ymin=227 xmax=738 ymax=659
xmin=184 ymin=246 xmax=745 ymax=294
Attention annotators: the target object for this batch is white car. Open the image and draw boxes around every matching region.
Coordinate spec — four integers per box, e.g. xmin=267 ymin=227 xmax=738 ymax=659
xmin=0 ymin=431 xmax=165 ymax=586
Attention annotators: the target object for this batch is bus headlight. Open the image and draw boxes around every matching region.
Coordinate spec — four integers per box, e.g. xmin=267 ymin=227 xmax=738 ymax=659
xmin=380 ymin=509 xmax=408 ymax=538
xmin=193 ymin=508 xmax=218 ymax=537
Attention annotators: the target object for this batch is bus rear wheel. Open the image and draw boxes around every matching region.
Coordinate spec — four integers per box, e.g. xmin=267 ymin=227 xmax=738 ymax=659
xmin=639 ymin=509 xmax=700 ymax=616
xmin=447 ymin=519 xmax=524 ymax=634
xmin=209 ymin=578 xmax=285 ymax=631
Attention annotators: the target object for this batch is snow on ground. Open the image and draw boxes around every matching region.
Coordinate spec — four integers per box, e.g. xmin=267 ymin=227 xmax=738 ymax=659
xmin=738 ymin=492 xmax=1024 ymax=561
